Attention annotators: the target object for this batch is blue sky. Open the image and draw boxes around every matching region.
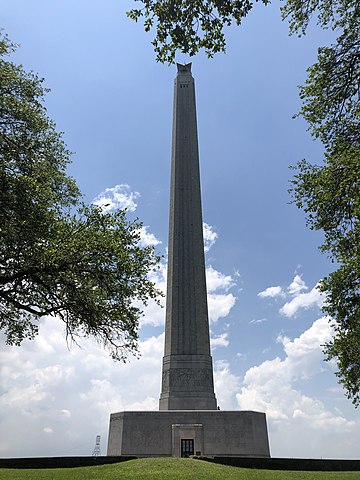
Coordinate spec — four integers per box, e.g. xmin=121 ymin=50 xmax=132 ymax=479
xmin=1 ymin=0 xmax=359 ymax=459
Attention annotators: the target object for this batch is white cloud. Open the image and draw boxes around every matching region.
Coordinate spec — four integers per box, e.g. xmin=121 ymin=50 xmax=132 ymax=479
xmin=236 ymin=352 xmax=247 ymax=359
xmin=277 ymin=317 xmax=333 ymax=366
xmin=140 ymin=262 xmax=167 ymax=327
xmin=208 ymin=293 xmax=236 ymax=323
xmin=138 ymin=226 xmax=162 ymax=248
xmin=258 ymin=275 xmax=324 ymax=319
xmin=206 ymin=266 xmax=234 ymax=293
xmin=238 ymin=317 xmax=334 ymax=401
xmin=288 ymin=274 xmax=308 ymax=295
xmin=280 ymin=283 xmax=324 ymax=317
xmin=205 ymin=266 xmax=236 ymax=323
xmin=214 ymin=360 xmax=241 ymax=409
xmin=0 ymin=317 xmax=163 ymax=457
xmin=258 ymin=286 xmax=284 ymax=298
xmin=236 ymin=317 xmax=359 ymax=458
xmin=1 ymin=384 xmax=49 ymax=415
xmin=92 ymin=184 xmax=140 ymax=213
xmin=210 ymin=333 xmax=229 ymax=349
xmin=203 ymin=223 xmax=218 ymax=252
xmin=140 ymin=299 xmax=165 ymax=327
xmin=249 ymin=318 xmax=267 ymax=325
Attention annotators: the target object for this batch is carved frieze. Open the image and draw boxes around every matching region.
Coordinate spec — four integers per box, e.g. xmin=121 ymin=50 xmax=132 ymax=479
xmin=162 ymin=367 xmax=213 ymax=391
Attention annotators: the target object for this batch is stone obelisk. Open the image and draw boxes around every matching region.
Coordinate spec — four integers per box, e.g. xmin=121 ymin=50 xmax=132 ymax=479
xmin=107 ymin=64 xmax=270 ymax=458
xmin=159 ymin=63 xmax=217 ymax=410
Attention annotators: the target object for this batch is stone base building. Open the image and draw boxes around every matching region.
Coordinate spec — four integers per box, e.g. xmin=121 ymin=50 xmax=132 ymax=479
xmin=108 ymin=411 xmax=270 ymax=457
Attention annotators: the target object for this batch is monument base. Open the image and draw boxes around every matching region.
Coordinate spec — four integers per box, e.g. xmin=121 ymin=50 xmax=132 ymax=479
xmin=107 ymin=410 xmax=270 ymax=458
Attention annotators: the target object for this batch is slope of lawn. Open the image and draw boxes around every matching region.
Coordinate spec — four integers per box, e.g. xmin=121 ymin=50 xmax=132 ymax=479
xmin=1 ymin=458 xmax=360 ymax=480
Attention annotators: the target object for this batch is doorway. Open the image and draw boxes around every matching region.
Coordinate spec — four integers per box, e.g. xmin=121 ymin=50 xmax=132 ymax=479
xmin=172 ymin=423 xmax=203 ymax=457
xmin=181 ymin=438 xmax=194 ymax=457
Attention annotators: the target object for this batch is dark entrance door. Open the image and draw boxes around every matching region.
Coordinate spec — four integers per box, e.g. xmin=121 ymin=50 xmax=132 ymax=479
xmin=181 ymin=439 xmax=194 ymax=457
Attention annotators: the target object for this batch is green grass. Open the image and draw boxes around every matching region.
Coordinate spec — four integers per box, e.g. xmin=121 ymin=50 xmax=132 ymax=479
xmin=1 ymin=458 xmax=360 ymax=480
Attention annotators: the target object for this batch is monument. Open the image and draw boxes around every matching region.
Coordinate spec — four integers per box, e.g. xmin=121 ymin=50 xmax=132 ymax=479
xmin=159 ymin=62 xmax=217 ymax=412
xmin=107 ymin=64 xmax=270 ymax=458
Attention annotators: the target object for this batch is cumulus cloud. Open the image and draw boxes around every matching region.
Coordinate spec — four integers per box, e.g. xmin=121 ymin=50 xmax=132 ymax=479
xmin=92 ymin=184 xmax=140 ymax=212
xmin=208 ymin=293 xmax=236 ymax=323
xmin=139 ymin=262 xmax=167 ymax=327
xmin=258 ymin=286 xmax=284 ymax=298
xmin=237 ymin=318 xmax=334 ymax=415
xmin=210 ymin=333 xmax=229 ymax=349
xmin=0 ymin=318 xmax=163 ymax=457
xmin=138 ymin=226 xmax=162 ymax=248
xmin=259 ymin=275 xmax=324 ymax=319
xmin=236 ymin=317 xmax=359 ymax=457
xmin=280 ymin=283 xmax=324 ymax=318
xmin=203 ymin=223 xmax=218 ymax=252
xmin=214 ymin=360 xmax=241 ymax=409
xmin=206 ymin=266 xmax=236 ymax=323
xmin=288 ymin=274 xmax=307 ymax=295
xmin=206 ymin=266 xmax=234 ymax=293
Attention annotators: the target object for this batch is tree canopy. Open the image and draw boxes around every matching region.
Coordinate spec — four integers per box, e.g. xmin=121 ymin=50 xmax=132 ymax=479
xmin=288 ymin=2 xmax=359 ymax=405
xmin=127 ymin=0 xmax=269 ymax=63
xmin=0 ymin=33 xmax=161 ymax=361
xmin=127 ymin=0 xmax=358 ymax=63
xmin=129 ymin=0 xmax=360 ymax=405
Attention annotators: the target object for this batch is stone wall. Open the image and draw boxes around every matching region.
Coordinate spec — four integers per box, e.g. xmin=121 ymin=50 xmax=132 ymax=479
xmin=107 ymin=410 xmax=270 ymax=458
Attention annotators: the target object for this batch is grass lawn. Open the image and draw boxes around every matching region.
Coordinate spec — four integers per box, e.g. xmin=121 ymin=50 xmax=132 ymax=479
xmin=1 ymin=458 xmax=360 ymax=480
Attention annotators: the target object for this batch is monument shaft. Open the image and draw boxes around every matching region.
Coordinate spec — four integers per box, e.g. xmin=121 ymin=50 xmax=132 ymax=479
xmin=159 ymin=64 xmax=217 ymax=410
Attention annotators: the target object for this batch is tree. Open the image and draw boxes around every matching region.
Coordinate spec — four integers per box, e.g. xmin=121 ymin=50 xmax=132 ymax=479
xmin=0 ymin=33 xmax=161 ymax=361
xmin=128 ymin=0 xmax=360 ymax=404
xmin=127 ymin=0 xmax=269 ymax=64
xmin=288 ymin=3 xmax=359 ymax=406
xmin=128 ymin=0 xmax=358 ymax=64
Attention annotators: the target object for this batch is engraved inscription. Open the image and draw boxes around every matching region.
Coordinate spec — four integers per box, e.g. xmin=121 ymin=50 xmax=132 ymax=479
xmin=162 ymin=368 xmax=213 ymax=391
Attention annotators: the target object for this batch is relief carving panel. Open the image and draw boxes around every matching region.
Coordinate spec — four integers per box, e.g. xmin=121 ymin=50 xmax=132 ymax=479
xmin=162 ymin=367 xmax=213 ymax=391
